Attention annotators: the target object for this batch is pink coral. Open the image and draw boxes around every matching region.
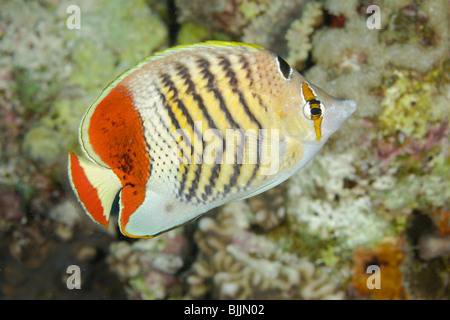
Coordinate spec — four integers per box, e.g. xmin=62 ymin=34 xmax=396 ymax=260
xmin=376 ymin=121 xmax=448 ymax=164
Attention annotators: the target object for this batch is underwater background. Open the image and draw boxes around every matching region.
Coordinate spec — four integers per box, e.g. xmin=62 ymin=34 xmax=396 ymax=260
xmin=0 ymin=0 xmax=448 ymax=299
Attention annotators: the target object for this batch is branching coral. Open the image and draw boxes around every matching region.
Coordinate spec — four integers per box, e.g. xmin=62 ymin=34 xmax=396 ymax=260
xmin=65 ymin=0 xmax=168 ymax=97
xmin=0 ymin=2 xmax=72 ymax=110
xmin=287 ymin=153 xmax=388 ymax=252
xmin=176 ymin=0 xmax=309 ymax=54
xmin=187 ymin=201 xmax=344 ymax=299
xmin=304 ymin=0 xmax=449 ymax=152
xmin=175 ymin=0 xmax=229 ymax=32
xmin=241 ymin=1 xmax=306 ymax=52
xmin=107 ymin=230 xmax=187 ymax=299
xmin=248 ymin=185 xmax=286 ymax=232
xmin=285 ymin=1 xmax=324 ymax=70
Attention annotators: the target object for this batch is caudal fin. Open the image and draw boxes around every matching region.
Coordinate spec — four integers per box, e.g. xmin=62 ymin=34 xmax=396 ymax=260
xmin=68 ymin=152 xmax=122 ymax=228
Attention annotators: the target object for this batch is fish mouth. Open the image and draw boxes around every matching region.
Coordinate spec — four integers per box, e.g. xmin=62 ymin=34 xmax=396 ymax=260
xmin=342 ymin=99 xmax=357 ymax=117
xmin=322 ymin=98 xmax=357 ymax=137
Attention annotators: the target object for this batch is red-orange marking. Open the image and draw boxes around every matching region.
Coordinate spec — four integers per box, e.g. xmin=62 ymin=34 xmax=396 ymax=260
xmin=69 ymin=152 xmax=108 ymax=227
xmin=88 ymin=84 xmax=150 ymax=231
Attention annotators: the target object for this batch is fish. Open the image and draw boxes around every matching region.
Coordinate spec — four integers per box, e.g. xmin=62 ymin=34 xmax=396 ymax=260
xmin=68 ymin=41 xmax=356 ymax=238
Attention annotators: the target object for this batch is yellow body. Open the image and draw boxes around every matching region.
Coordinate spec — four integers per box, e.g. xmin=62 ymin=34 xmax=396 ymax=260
xmin=69 ymin=41 xmax=356 ymax=237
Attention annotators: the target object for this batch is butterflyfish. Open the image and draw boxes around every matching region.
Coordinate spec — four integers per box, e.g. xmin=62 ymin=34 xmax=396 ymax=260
xmin=68 ymin=41 xmax=356 ymax=238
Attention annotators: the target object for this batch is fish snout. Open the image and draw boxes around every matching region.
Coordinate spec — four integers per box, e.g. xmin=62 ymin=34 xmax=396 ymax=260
xmin=322 ymin=98 xmax=357 ymax=137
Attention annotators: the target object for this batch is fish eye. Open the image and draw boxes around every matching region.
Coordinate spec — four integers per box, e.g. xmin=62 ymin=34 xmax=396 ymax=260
xmin=302 ymin=99 xmax=324 ymax=120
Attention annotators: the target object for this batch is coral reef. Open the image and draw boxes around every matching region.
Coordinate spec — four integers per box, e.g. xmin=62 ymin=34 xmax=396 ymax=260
xmin=286 ymin=152 xmax=389 ymax=257
xmin=241 ymin=1 xmax=306 ymax=53
xmin=305 ymin=0 xmax=449 ymax=146
xmin=350 ymin=237 xmax=407 ymax=299
xmin=186 ymin=201 xmax=344 ymax=299
xmin=107 ymin=229 xmax=188 ymax=299
xmin=283 ymin=0 xmax=449 ymax=299
xmin=248 ymin=184 xmax=286 ymax=232
xmin=1 ymin=0 xmax=449 ymax=300
xmin=175 ymin=0 xmax=311 ymax=56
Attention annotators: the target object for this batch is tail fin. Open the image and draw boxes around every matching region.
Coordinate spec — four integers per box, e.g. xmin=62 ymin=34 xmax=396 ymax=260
xmin=68 ymin=152 xmax=122 ymax=228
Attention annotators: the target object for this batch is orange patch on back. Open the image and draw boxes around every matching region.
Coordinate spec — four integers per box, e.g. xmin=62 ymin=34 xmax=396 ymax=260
xmin=69 ymin=152 xmax=108 ymax=227
xmin=88 ymin=84 xmax=150 ymax=225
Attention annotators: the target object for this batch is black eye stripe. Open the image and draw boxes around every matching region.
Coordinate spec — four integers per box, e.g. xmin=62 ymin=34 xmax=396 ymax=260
xmin=308 ymin=99 xmax=321 ymax=105
xmin=276 ymin=55 xmax=292 ymax=80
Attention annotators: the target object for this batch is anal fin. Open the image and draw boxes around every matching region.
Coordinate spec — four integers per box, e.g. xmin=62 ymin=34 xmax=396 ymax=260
xmin=68 ymin=152 xmax=122 ymax=228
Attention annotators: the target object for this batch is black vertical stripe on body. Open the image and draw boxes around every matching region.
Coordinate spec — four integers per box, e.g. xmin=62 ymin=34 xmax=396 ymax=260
xmin=203 ymin=163 xmax=220 ymax=200
xmin=159 ymin=74 xmax=200 ymax=200
xmin=218 ymin=55 xmax=265 ymax=192
xmin=246 ymin=128 xmax=272 ymax=189
xmin=238 ymin=54 xmax=253 ymax=87
xmin=155 ymin=86 xmax=191 ymax=198
xmin=147 ymin=108 xmax=175 ymax=153
xmin=236 ymin=90 xmax=262 ymax=129
xmin=236 ymin=89 xmax=262 ymax=190
xmin=151 ymin=107 xmax=187 ymax=173
xmin=174 ymin=63 xmax=217 ymax=203
xmin=160 ymin=73 xmax=202 ymax=142
xmin=144 ymin=117 xmax=183 ymax=198
xmin=155 ymin=87 xmax=191 ymax=154
xmin=148 ymin=103 xmax=184 ymax=190
xmin=196 ymin=57 xmax=215 ymax=89
xmin=235 ymin=56 xmax=268 ymax=190
xmin=218 ymin=55 xmax=263 ymax=130
xmin=175 ymin=63 xmax=217 ymax=131
xmin=246 ymin=154 xmax=260 ymax=189
xmin=193 ymin=57 xmax=231 ymax=200
xmin=196 ymin=58 xmax=239 ymax=129
xmin=217 ymin=56 xmax=244 ymax=193
xmin=186 ymin=163 xmax=202 ymax=202
xmin=218 ymin=55 xmax=238 ymax=87
xmin=161 ymin=72 xmax=206 ymax=200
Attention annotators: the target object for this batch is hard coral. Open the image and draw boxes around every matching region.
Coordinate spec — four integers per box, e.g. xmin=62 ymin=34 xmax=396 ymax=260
xmin=304 ymin=0 xmax=449 ymax=152
xmin=248 ymin=185 xmax=286 ymax=232
xmin=287 ymin=152 xmax=388 ymax=253
xmin=285 ymin=1 xmax=324 ymax=70
xmin=107 ymin=230 xmax=187 ymax=299
xmin=187 ymin=201 xmax=344 ymax=299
